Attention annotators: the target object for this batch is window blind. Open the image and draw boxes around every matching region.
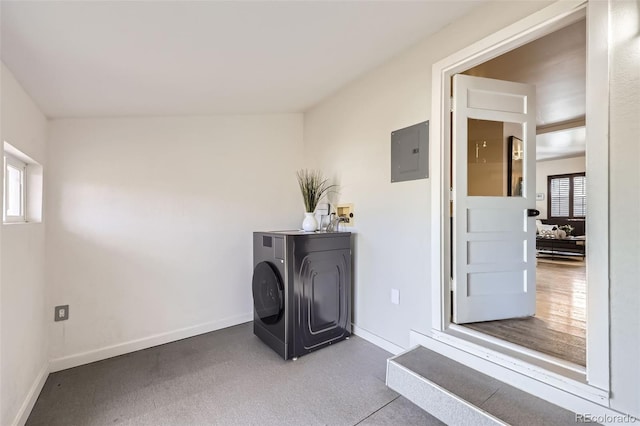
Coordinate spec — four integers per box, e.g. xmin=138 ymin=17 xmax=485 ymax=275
xmin=573 ymin=175 xmax=586 ymax=217
xmin=550 ymin=177 xmax=570 ymax=217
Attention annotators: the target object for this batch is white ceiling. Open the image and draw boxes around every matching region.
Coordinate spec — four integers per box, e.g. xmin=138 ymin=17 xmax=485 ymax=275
xmin=1 ymin=1 xmax=483 ymax=118
xmin=536 ymin=126 xmax=586 ymax=161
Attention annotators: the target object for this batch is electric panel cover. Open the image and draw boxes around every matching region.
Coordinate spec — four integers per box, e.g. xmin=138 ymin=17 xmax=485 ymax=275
xmin=391 ymin=121 xmax=429 ymax=182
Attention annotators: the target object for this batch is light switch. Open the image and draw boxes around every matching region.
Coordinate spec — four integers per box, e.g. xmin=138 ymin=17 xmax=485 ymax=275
xmin=391 ymin=289 xmax=400 ymax=305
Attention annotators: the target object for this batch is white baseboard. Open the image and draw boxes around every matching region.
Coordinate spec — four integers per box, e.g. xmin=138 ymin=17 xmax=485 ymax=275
xmin=13 ymin=363 xmax=49 ymax=426
xmin=352 ymin=324 xmax=405 ymax=355
xmin=49 ymin=312 xmax=253 ymax=372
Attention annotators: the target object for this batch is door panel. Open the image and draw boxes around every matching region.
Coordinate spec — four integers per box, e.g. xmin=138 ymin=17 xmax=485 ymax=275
xmin=296 ymin=249 xmax=351 ymax=350
xmin=467 ymin=240 xmax=525 ymax=264
xmin=453 ymin=74 xmax=536 ymax=324
xmin=467 ymin=270 xmax=526 ymax=296
xmin=467 ymin=90 xmax=527 ymax=113
xmin=467 ymin=207 xmax=524 ymax=232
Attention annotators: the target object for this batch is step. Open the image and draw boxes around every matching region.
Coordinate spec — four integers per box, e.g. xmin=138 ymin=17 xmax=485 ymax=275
xmin=386 ymin=346 xmax=580 ymax=426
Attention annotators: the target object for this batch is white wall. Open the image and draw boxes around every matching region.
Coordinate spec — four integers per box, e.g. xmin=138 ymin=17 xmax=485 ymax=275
xmin=608 ymin=0 xmax=640 ymax=417
xmin=46 ymin=115 xmax=303 ymax=365
xmin=305 ymin=0 xmax=639 ymax=417
xmin=3 ymin=0 xmax=638 ymax=420
xmin=535 ymin=155 xmax=585 ymax=219
xmin=1 ymin=63 xmax=48 ymax=426
xmin=304 ymin=1 xmax=552 ymax=349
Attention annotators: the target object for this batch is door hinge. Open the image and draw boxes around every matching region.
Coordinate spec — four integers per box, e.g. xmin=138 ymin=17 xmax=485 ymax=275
xmin=450 ymin=96 xmax=455 ymax=112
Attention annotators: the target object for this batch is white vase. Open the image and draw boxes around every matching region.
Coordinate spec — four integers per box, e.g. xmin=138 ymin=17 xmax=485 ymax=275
xmin=302 ymin=212 xmax=318 ymax=232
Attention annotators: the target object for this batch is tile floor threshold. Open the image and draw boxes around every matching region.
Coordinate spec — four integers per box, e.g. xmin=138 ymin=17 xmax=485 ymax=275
xmin=387 ymin=346 xmax=585 ymax=426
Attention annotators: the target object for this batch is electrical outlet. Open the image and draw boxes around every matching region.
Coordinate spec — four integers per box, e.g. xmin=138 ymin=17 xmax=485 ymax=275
xmin=336 ymin=204 xmax=355 ymax=226
xmin=391 ymin=289 xmax=400 ymax=305
xmin=55 ymin=305 xmax=69 ymax=322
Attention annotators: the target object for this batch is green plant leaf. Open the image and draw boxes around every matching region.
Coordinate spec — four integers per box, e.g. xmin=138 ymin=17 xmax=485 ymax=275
xmin=296 ymin=169 xmax=338 ymax=213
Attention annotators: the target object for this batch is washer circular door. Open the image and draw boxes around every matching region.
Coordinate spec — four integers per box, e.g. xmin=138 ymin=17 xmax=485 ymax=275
xmin=252 ymin=261 xmax=284 ymax=325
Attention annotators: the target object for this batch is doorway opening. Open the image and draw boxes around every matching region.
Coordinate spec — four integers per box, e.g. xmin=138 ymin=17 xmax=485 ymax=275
xmin=455 ymin=19 xmax=588 ymax=368
xmin=428 ymin=0 xmax=609 ymax=398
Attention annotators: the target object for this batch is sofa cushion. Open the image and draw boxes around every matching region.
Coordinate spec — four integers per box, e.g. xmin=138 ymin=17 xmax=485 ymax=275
xmin=541 ymin=219 xmax=585 ymax=236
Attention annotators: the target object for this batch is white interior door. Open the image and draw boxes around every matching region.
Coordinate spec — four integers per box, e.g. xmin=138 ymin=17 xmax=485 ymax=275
xmin=452 ymin=74 xmax=537 ymax=324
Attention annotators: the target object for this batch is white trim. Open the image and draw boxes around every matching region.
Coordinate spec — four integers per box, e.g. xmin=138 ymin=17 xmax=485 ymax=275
xmin=4 ymin=153 xmax=27 ymax=223
xmin=409 ymin=330 xmax=629 ymax=423
xmin=416 ymin=329 xmax=605 ymax=403
xmin=584 ymin=0 xmax=610 ymax=390
xmin=3 ymin=142 xmax=36 ymax=165
xmin=12 ymin=363 xmax=49 ymax=426
xmin=449 ymin=324 xmax=585 ymax=375
xmin=49 ymin=313 xmax=252 ymax=372
xmin=429 ymin=0 xmax=610 ymax=400
xmin=352 ymin=324 xmax=404 ymax=355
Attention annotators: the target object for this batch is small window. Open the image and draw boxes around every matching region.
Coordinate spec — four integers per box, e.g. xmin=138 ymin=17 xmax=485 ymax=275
xmin=3 ymin=141 xmax=43 ymax=224
xmin=4 ymin=153 xmax=27 ymax=223
xmin=548 ymin=172 xmax=586 ymax=219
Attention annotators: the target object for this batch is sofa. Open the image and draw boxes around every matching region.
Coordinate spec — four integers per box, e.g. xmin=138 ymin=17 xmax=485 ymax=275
xmin=536 ymin=218 xmax=586 ymax=258
xmin=540 ymin=218 xmax=585 ymax=237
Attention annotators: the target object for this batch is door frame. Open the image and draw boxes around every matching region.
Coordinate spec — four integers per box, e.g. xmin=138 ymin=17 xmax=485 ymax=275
xmin=428 ymin=0 xmax=610 ymax=398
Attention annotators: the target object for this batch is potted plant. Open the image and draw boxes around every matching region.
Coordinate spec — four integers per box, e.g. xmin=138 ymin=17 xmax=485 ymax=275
xmin=296 ymin=169 xmax=336 ymax=232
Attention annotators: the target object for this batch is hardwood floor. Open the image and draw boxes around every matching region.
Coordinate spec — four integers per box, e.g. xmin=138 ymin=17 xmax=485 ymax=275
xmin=465 ymin=258 xmax=586 ymax=366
